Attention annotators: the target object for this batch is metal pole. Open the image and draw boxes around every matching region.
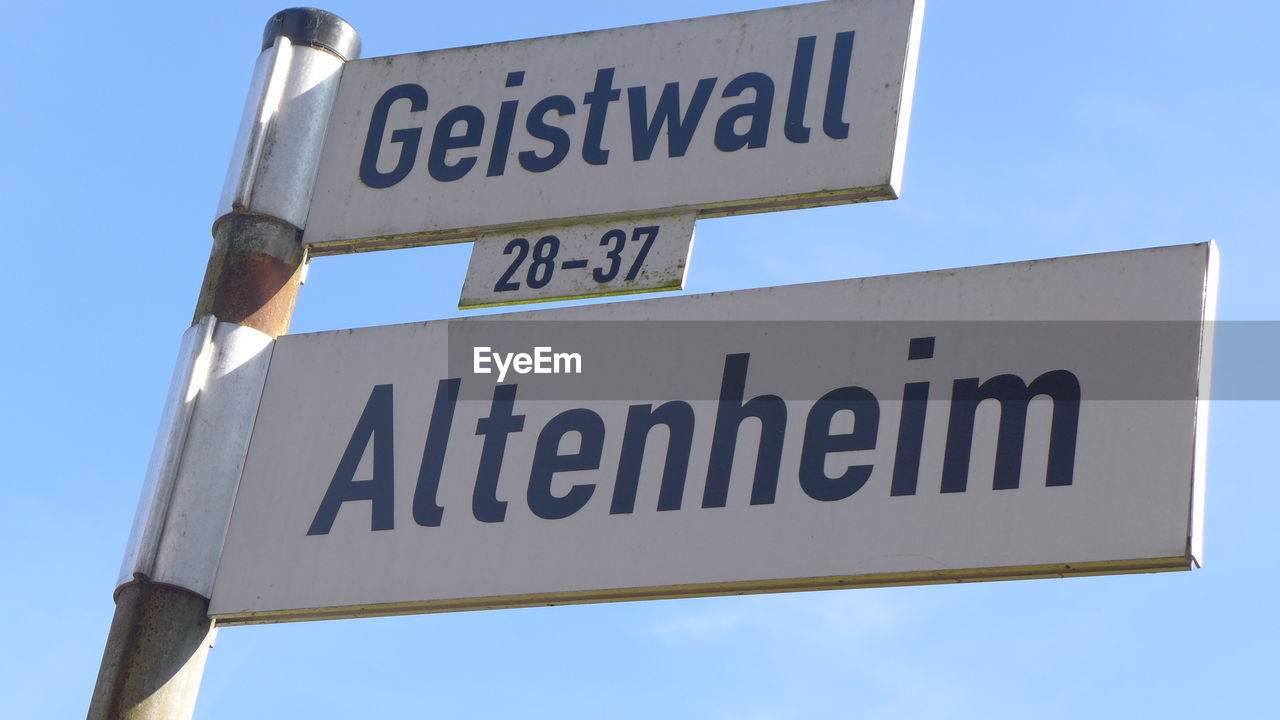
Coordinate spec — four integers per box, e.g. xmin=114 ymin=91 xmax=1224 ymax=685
xmin=88 ymin=9 xmax=359 ymax=719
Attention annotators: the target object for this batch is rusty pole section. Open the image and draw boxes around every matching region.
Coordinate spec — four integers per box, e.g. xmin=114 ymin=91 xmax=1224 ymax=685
xmin=196 ymin=213 xmax=308 ymax=336
xmin=88 ymin=10 xmax=359 ymax=720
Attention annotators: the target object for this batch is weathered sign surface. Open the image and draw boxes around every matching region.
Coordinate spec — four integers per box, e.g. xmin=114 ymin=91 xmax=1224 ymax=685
xmin=209 ymin=243 xmax=1216 ymax=624
xmin=303 ymin=0 xmax=925 ymax=253
xmin=459 ymin=213 xmax=695 ymax=308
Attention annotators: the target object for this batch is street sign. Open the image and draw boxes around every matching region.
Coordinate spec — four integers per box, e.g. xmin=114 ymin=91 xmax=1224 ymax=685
xmin=303 ymin=0 xmax=925 ymax=254
xmin=210 ymin=243 xmax=1216 ymax=624
xmin=459 ymin=213 xmax=695 ymax=308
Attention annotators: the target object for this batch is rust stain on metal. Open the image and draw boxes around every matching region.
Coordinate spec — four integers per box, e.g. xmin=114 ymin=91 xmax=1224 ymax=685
xmin=199 ymin=250 xmax=301 ymax=336
xmin=196 ymin=213 xmax=306 ymax=337
xmin=88 ymin=580 xmax=214 ymax=720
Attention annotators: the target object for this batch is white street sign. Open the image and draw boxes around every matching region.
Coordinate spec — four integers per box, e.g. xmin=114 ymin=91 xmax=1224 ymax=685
xmin=303 ymin=0 xmax=925 ymax=254
xmin=459 ymin=214 xmax=695 ymax=308
xmin=210 ymin=243 xmax=1217 ymax=624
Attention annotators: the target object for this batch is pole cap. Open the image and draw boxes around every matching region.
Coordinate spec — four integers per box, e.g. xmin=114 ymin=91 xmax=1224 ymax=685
xmin=262 ymin=8 xmax=361 ymax=61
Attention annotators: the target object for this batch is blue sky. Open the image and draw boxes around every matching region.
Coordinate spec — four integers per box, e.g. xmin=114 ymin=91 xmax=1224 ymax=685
xmin=4 ymin=1 xmax=1278 ymax=717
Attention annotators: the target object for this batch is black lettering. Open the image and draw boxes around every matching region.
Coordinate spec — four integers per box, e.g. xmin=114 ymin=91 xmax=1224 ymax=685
xmin=941 ymin=370 xmax=1081 ymax=493
xmin=715 ymin=72 xmax=775 ymax=152
xmin=582 ymin=68 xmax=621 ymax=165
xmin=359 ymin=84 xmax=428 ymax=189
xmin=528 ymin=409 xmax=605 ymax=520
xmin=891 ymin=337 xmax=936 ymax=496
xmin=473 ymin=384 xmax=525 ymax=522
xmin=823 ymin=31 xmax=855 ymax=140
xmin=486 ymin=71 xmax=525 ymax=177
xmin=890 ymin=382 xmax=930 ymax=496
xmin=307 ymin=384 xmax=396 ymax=535
xmin=628 ymin=78 xmax=717 ymax=161
xmin=412 ymin=378 xmax=460 ymax=527
xmin=519 ymin=95 xmax=576 ymax=173
xmin=703 ymin=353 xmax=787 ymax=508
xmin=784 ymin=36 xmax=815 ymax=144
xmin=799 ymin=386 xmax=879 ymax=502
xmin=610 ymin=401 xmax=695 ymax=514
xmin=428 ymin=105 xmax=485 ymax=182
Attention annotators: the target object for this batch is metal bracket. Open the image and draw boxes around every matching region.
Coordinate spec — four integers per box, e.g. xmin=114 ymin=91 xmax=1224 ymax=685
xmin=117 ymin=318 xmax=274 ymax=598
xmin=217 ymin=31 xmax=348 ymax=230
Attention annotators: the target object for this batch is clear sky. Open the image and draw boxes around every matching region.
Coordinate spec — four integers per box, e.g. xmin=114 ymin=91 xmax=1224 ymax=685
xmin=4 ymin=1 xmax=1278 ymax=718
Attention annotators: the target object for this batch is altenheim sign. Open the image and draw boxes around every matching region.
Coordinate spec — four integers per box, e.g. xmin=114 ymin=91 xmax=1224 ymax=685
xmin=210 ymin=244 xmax=1216 ymax=623
xmin=304 ymin=0 xmax=924 ymax=253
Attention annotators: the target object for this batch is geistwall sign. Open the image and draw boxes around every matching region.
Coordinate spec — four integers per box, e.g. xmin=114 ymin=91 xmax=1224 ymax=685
xmin=303 ymin=0 xmax=925 ymax=253
xmin=210 ymin=243 xmax=1217 ymax=624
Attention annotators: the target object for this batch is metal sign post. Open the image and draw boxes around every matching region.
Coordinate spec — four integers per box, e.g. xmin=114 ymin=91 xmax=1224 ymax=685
xmin=88 ymin=2 xmax=1219 ymax=717
xmin=87 ymin=10 xmax=360 ymax=720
